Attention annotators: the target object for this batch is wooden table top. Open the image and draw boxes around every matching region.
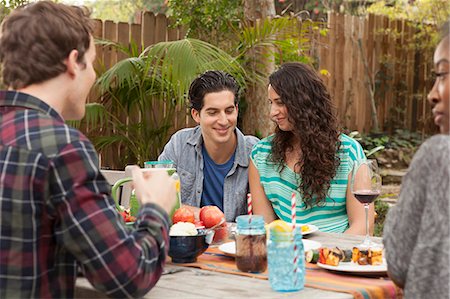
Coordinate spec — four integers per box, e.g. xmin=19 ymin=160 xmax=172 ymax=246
xmin=75 ymin=232 xmax=384 ymax=299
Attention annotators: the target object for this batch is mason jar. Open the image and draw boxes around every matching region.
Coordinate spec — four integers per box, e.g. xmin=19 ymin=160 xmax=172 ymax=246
xmin=267 ymin=226 xmax=305 ymax=292
xmin=235 ymin=215 xmax=267 ymax=273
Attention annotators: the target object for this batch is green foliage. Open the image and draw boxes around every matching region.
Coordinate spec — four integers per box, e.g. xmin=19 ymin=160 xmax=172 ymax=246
xmin=168 ymin=0 xmax=325 ymax=72
xmin=82 ymin=0 xmax=167 ymax=23
xmin=374 ymin=198 xmax=390 ymax=237
xmin=367 ymin=0 xmax=450 ymax=58
xmin=236 ymin=17 xmax=323 ymax=80
xmin=348 ymin=131 xmax=385 ymax=157
xmin=351 ymin=129 xmax=425 ymax=151
xmin=0 ymin=0 xmax=28 ymax=22
xmin=368 ymin=0 xmax=450 ymax=26
xmin=167 ymin=0 xmax=243 ymax=43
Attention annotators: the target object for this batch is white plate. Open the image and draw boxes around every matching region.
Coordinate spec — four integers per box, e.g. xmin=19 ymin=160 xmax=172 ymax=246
xmin=317 ymin=259 xmax=387 ymax=276
xmin=299 ymin=224 xmax=319 ymax=236
xmin=218 ymin=239 xmax=322 ymax=257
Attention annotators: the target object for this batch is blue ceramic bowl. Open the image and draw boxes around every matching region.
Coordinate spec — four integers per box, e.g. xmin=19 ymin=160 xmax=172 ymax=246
xmin=169 ymin=230 xmax=214 ymax=263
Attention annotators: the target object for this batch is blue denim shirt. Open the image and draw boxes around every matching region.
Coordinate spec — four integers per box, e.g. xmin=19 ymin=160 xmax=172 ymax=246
xmin=158 ymin=126 xmax=259 ymax=222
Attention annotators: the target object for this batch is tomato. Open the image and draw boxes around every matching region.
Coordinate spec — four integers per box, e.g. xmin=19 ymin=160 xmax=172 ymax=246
xmin=172 ymin=207 xmax=195 ymax=224
xmin=199 ymin=206 xmax=225 ymax=228
xmin=318 ymin=248 xmax=326 ymax=264
xmin=120 ymin=210 xmax=136 ymax=223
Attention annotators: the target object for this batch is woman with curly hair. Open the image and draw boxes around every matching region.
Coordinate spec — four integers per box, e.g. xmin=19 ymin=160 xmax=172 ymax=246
xmin=249 ymin=62 xmax=373 ymax=234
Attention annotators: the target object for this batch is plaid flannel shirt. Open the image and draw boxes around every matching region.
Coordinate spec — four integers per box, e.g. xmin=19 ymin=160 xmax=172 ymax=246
xmin=0 ymin=91 xmax=170 ymax=298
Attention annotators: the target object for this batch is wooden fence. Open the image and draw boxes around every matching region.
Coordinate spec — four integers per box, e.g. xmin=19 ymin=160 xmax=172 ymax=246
xmin=315 ymin=13 xmax=435 ymax=135
xmin=88 ymin=12 xmax=437 ymax=168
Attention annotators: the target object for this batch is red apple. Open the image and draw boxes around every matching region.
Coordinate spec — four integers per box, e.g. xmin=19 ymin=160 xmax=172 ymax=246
xmin=199 ymin=206 xmax=225 ymax=228
xmin=172 ymin=207 xmax=195 ymax=224
xmin=194 ymin=220 xmax=205 ymax=229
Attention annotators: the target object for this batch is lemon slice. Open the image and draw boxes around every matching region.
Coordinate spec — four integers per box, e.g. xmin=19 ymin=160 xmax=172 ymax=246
xmin=268 ymin=220 xmax=293 ymax=233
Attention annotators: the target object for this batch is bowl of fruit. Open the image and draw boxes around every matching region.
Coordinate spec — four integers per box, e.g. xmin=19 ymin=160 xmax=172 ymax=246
xmin=169 ymin=222 xmax=214 ymax=263
xmin=172 ymin=206 xmax=228 ymax=245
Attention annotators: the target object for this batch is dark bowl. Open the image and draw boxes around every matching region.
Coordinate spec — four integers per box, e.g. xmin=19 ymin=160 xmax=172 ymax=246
xmin=169 ymin=230 xmax=214 ymax=263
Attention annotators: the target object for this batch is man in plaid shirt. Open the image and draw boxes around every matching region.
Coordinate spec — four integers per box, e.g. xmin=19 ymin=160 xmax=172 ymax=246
xmin=0 ymin=1 xmax=176 ymax=298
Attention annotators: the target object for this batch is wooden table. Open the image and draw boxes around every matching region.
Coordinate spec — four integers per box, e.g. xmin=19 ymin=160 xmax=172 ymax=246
xmin=75 ymin=232 xmax=384 ymax=299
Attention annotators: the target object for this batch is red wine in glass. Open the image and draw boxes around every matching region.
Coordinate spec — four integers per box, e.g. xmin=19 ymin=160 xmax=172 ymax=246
xmin=351 ymin=159 xmax=382 ymax=248
xmin=353 ymin=190 xmax=381 ymax=204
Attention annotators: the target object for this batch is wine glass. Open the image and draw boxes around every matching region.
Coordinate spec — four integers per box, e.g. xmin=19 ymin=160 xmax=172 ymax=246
xmin=350 ymin=159 xmax=382 ymax=248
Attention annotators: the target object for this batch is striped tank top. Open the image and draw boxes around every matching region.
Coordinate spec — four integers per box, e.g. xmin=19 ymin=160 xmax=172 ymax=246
xmin=250 ymin=133 xmax=366 ymax=233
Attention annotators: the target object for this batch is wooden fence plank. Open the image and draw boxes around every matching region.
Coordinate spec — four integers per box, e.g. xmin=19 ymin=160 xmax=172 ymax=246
xmin=326 ymin=12 xmax=337 ymax=103
xmin=334 ymin=14 xmax=345 ymax=122
xmin=343 ymin=14 xmax=354 ymax=129
xmin=117 ymin=22 xmax=129 ymax=61
xmin=103 ymin=20 xmax=117 ymax=70
xmin=130 ymin=23 xmax=142 ymax=54
xmin=142 ymin=11 xmax=156 ymax=49
xmin=154 ymin=14 xmax=168 ymax=43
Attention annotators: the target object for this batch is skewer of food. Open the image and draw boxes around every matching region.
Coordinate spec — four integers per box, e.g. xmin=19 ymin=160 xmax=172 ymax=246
xmin=305 ymin=246 xmax=383 ymax=266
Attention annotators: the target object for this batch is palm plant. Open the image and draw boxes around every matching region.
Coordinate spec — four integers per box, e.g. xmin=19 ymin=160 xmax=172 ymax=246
xmin=77 ymin=38 xmax=245 ymax=168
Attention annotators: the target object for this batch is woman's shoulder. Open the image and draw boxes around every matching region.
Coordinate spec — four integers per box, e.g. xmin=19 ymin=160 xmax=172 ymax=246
xmin=251 ymin=135 xmax=274 ymax=157
xmin=413 ymin=134 xmax=450 ymax=165
xmin=254 ymin=135 xmax=274 ymax=147
xmin=338 ymin=133 xmax=365 ymax=159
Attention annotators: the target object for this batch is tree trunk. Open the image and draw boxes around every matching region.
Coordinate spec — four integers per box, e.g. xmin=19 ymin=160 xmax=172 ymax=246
xmin=242 ymin=0 xmax=276 ymax=138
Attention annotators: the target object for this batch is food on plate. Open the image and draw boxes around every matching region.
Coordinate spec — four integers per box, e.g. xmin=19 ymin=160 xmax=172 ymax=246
xmin=301 ymin=224 xmax=310 ymax=233
xmin=369 ymin=248 xmax=383 ymax=265
xmin=305 ymin=249 xmax=320 ymax=263
xmin=352 ymin=247 xmax=383 ymax=266
xmin=172 ymin=206 xmax=195 ymax=224
xmin=351 ymin=247 xmax=360 ymax=263
xmin=318 ymin=247 xmax=343 ymax=266
xmin=169 ymin=222 xmax=198 ymax=236
xmin=341 ymin=249 xmax=353 ymax=262
xmin=318 ymin=246 xmax=384 ymax=266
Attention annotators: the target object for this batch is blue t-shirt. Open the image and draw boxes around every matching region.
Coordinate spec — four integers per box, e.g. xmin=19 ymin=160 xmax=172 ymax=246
xmin=201 ymin=145 xmax=236 ymax=212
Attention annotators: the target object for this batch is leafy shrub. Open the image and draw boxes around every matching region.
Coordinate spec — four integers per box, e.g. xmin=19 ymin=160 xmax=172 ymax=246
xmin=374 ymin=199 xmax=390 ymax=237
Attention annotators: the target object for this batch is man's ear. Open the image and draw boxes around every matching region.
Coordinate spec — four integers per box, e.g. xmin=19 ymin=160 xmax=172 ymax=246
xmin=65 ymin=49 xmax=79 ymax=77
xmin=191 ymin=108 xmax=200 ymax=124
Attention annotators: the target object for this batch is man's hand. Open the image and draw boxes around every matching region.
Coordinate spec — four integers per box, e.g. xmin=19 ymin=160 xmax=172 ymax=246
xmin=130 ymin=166 xmax=177 ymax=215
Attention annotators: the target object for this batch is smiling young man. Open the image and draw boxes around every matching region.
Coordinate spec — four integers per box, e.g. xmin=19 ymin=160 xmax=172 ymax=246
xmin=158 ymin=71 xmax=259 ymax=221
xmin=0 ymin=2 xmax=176 ymax=298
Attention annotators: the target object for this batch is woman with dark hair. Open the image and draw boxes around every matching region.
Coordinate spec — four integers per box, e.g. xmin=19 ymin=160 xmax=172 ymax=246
xmin=249 ymin=62 xmax=371 ymax=234
xmin=383 ymin=21 xmax=449 ymax=297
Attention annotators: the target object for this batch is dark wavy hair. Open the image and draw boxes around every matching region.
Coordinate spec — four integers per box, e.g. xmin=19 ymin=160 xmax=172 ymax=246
xmin=269 ymin=62 xmax=340 ymax=208
xmin=189 ymin=70 xmax=239 ymax=111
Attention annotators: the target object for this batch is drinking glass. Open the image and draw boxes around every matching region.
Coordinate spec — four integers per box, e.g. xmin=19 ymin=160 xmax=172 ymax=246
xmin=267 ymin=227 xmax=305 ymax=292
xmin=144 ymin=160 xmax=181 ymax=217
xmin=350 ymin=159 xmax=382 ymax=248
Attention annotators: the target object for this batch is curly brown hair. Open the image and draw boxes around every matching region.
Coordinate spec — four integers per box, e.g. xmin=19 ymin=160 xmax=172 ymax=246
xmin=268 ymin=62 xmax=340 ymax=208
